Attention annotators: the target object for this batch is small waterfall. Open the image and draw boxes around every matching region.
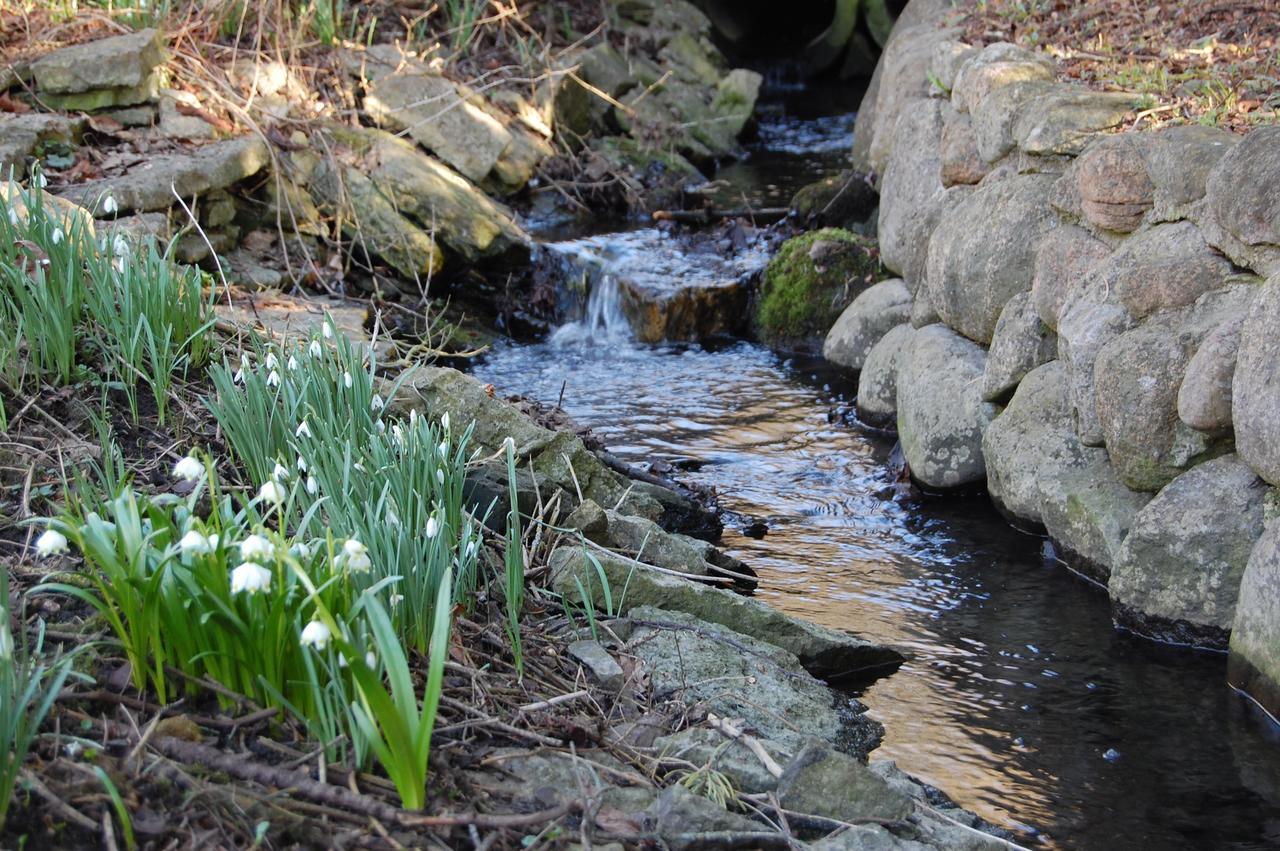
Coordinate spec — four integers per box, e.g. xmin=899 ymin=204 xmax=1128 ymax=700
xmin=533 ymin=237 xmax=636 ymax=347
xmin=548 ymin=270 xmax=632 ymax=347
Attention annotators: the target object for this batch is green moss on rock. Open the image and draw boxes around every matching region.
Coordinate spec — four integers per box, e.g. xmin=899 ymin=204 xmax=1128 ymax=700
xmin=756 ymin=228 xmax=882 ymax=350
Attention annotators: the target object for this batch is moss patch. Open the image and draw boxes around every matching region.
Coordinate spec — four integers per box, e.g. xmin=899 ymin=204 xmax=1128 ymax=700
xmin=755 ymin=228 xmax=882 ymax=350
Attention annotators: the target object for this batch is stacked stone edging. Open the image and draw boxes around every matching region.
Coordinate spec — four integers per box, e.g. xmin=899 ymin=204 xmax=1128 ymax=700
xmin=829 ymin=0 xmax=1280 ymax=718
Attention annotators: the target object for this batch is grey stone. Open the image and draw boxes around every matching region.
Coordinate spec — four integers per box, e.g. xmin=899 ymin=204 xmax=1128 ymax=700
xmin=951 ymin=42 xmax=1056 ymax=115
xmin=566 ymin=640 xmax=625 ymax=691
xmin=1106 ymin=222 xmax=1236 ymax=319
xmin=1200 ymin=125 xmax=1280 ymax=277
xmin=876 ymin=101 xmax=944 ymax=290
xmin=983 ymin=362 xmax=1093 ymax=526
xmin=654 ymin=727 xmax=785 ymax=795
xmin=809 ymin=825 xmax=931 ymax=851
xmin=928 ymin=40 xmax=980 ymax=93
xmin=823 ymin=279 xmax=913 ymax=371
xmin=857 ymin=324 xmax=915 ymax=428
xmin=970 ymin=78 xmax=1058 ymax=163
xmin=30 ymin=28 xmax=165 ymax=94
xmin=925 ymin=173 xmax=1058 ymax=344
xmin=1095 ymin=285 xmax=1254 ymax=491
xmin=365 ymin=71 xmax=512 ymax=184
xmin=982 ymin=292 xmax=1057 ymax=402
xmin=1111 ymin=454 xmax=1268 ymax=646
xmin=1144 ymin=125 xmax=1238 ymax=224
xmin=897 ymin=324 xmax=998 ymax=489
xmin=1012 ymin=87 xmax=1135 ymax=156
xmin=909 ymin=286 xmax=941 ymax=328
xmin=1068 ymin=134 xmax=1154 ymax=233
xmin=564 ymin=498 xmax=609 ymax=540
xmin=1030 ymin=225 xmax=1111 ymax=330
xmin=648 ymin=785 xmax=762 ymax=850
xmin=1178 ymin=312 xmax=1248 ymax=434
xmin=39 ymin=72 xmax=161 ymax=111
xmin=1042 ymin=463 xmax=1151 ymax=584
xmin=776 ymin=741 xmax=913 ymax=823
xmin=940 ymin=108 xmax=990 ymax=186
xmin=1234 ymin=273 xmax=1280 ymax=485
xmin=1056 ymin=277 xmax=1137 ymax=446
xmin=1229 ymin=523 xmax=1280 ymax=720
xmin=58 ymin=135 xmax=270 ymax=216
xmin=0 ymin=113 xmax=81 ymax=172
xmin=550 ymin=548 xmax=903 ymax=681
xmin=602 ymin=509 xmax=752 ymax=589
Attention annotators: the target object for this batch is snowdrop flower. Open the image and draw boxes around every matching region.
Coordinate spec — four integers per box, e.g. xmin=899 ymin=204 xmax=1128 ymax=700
xmin=111 ymin=234 xmax=130 ymax=257
xmin=390 ymin=424 xmax=405 ymax=448
xmin=436 ymin=469 xmax=445 ymax=486
xmin=35 ymin=173 xmax=48 ymax=188
xmin=438 ymin=440 xmax=448 ymax=457
xmin=465 ymin=541 xmax=477 ymax=560
xmin=342 ymin=372 xmax=352 ymax=389
xmin=441 ymin=412 xmax=450 ymax=431
xmin=172 ymin=455 xmax=203 ymax=482
xmin=290 ymin=541 xmax=313 ymax=560
xmin=180 ymin=530 xmax=215 ymax=555
xmin=365 ymin=651 xmax=377 ymax=669
xmin=0 ymin=625 xmax=12 ymax=661
xmin=340 ymin=538 xmax=371 ymax=573
xmin=264 ymin=352 xmax=279 ymax=370
xmin=352 ymin=461 xmax=366 ymax=473
xmin=272 ymin=462 xmax=290 ymax=482
xmin=65 ymin=741 xmax=82 ymax=759
xmin=51 ymin=227 xmax=64 ymax=245
xmin=296 ymin=456 xmax=308 ymax=473
xmin=425 ymin=515 xmax=440 ymax=539
xmin=7 ymin=208 xmax=18 ymax=226
xmin=322 ymin=322 xmax=333 ymax=339
xmin=102 ymin=195 xmax=118 ymax=214
xmin=287 ymin=354 xmax=300 ymax=371
xmin=308 ymin=340 xmax=323 ymax=359
xmin=371 ymin=395 xmax=384 ymax=412
xmin=295 ymin=420 xmax=312 ymax=439
xmin=300 ymin=620 xmax=331 ymax=651
xmin=240 ymin=534 xmax=274 ymax=562
xmin=35 ymin=529 xmax=69 ymax=557
xmin=230 ymin=562 xmax=272 ymax=595
xmin=257 ymin=480 xmax=285 ymax=506
xmin=503 ymin=436 xmax=516 ymax=455
xmin=389 ymin=593 xmax=404 ymax=607
xmin=376 ymin=420 xmax=386 ymax=434
xmin=305 ymin=475 xmax=319 ymax=495
xmin=386 ymin=508 xmax=401 ymax=528
xmin=266 ymin=369 xmax=281 ymax=388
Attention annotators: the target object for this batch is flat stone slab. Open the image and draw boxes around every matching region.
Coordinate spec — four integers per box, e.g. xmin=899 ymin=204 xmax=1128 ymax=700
xmin=30 ymin=28 xmax=165 ymax=94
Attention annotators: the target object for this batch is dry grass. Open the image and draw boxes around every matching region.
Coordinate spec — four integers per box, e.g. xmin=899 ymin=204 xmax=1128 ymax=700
xmin=960 ymin=0 xmax=1280 ymax=132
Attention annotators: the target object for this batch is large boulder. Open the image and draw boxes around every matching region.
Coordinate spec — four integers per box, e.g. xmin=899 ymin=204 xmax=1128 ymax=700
xmin=1229 ymin=523 xmax=1280 ymax=720
xmin=30 ymin=28 xmax=165 ymax=96
xmin=876 ymin=101 xmax=945 ymax=289
xmin=756 ymin=228 xmax=881 ymax=351
xmin=950 ymin=42 xmax=1055 ymax=115
xmin=1105 ymin=222 xmax=1236 ymax=319
xmin=1030 ymin=224 xmax=1111 ymax=330
xmin=970 ymin=78 xmax=1058 ymax=163
xmin=550 ymin=548 xmax=904 ymax=681
xmin=1200 ymin=125 xmax=1280 ymax=277
xmin=1064 ymin=134 xmax=1154 ymax=234
xmin=1233 ymin=273 xmax=1280 ymax=486
xmin=939 ymin=108 xmax=990 ymax=187
xmin=1056 ymin=277 xmax=1138 ymax=447
xmin=982 ymin=292 xmax=1057 ymax=402
xmin=925 ymin=173 xmax=1058 ymax=344
xmin=857 ymin=323 xmax=915 ymax=428
xmin=1110 ymin=455 xmax=1268 ymax=648
xmin=1144 ymin=125 xmax=1238 ymax=224
xmin=1042 ymin=462 xmax=1151 ymax=584
xmin=1011 ymin=86 xmax=1135 ymax=157
xmin=897 ymin=324 xmax=998 ymax=489
xmin=982 ymin=361 xmax=1092 ymax=527
xmin=776 ymin=742 xmax=913 ymax=824
xmin=1094 ymin=284 xmax=1255 ymax=491
xmin=823 ymin=279 xmax=913 ymax=371
xmin=1178 ymin=312 xmax=1247 ymax=435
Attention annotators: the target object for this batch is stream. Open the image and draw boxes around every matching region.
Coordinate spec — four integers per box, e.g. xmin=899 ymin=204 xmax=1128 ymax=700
xmin=473 ymin=85 xmax=1280 ymax=849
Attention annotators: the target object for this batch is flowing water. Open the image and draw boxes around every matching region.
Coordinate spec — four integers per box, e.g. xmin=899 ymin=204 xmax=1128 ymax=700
xmin=475 ymin=87 xmax=1280 ymax=849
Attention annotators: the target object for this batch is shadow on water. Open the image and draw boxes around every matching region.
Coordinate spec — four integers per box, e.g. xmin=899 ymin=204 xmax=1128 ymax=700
xmin=475 ymin=81 xmax=1280 ymax=849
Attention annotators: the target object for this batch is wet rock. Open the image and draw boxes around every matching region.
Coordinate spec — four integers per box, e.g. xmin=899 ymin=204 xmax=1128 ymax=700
xmin=566 ymin=640 xmax=625 ymax=691
xmin=876 ymin=101 xmax=945 ymax=290
xmin=1057 ymin=278 xmax=1137 ymax=447
xmin=1012 ymin=87 xmax=1135 ymax=156
xmin=1200 ymin=125 xmax=1280 ymax=277
xmin=982 ymin=292 xmax=1057 ymax=403
xmin=602 ymin=509 xmax=754 ymax=590
xmin=1042 ymin=463 xmax=1151 ymax=584
xmin=756 ymin=228 xmax=880 ymax=351
xmin=925 ymin=173 xmax=1058 ymax=344
xmin=1234 ymin=273 xmax=1280 ymax=486
xmin=550 ymin=548 xmax=903 ymax=682
xmin=791 ymin=170 xmax=879 ymax=230
xmin=654 ymin=727 xmax=784 ymax=795
xmin=625 ymin=606 xmax=882 ymax=755
xmin=866 ymin=761 xmax=1009 ymax=850
xmin=58 ymin=135 xmax=269 ymax=216
xmin=809 ymin=825 xmax=932 ymax=850
xmin=857 ymin=323 xmax=914 ymax=428
xmin=1178 ymin=312 xmax=1247 ymax=435
xmin=0 ymin=113 xmax=82 ymax=173
xmin=1068 ymin=135 xmax=1154 ymax=233
xmin=983 ymin=362 xmax=1093 ymax=527
xmin=30 ymin=28 xmax=165 ymax=96
xmin=897 ymin=324 xmax=998 ymax=490
xmin=1106 ymin=222 xmax=1236 ymax=319
xmin=940 ymin=109 xmax=990 ymax=186
xmin=1111 ymin=454 xmax=1268 ymax=647
xmin=1229 ymin=523 xmax=1280 ymax=720
xmin=951 ymin=42 xmax=1056 ymax=115
xmin=1094 ymin=285 xmax=1254 ymax=491
xmin=1030 ymin=225 xmax=1111 ymax=330
xmin=823 ymin=279 xmax=913 ymax=371
xmin=777 ymin=741 xmax=913 ymax=824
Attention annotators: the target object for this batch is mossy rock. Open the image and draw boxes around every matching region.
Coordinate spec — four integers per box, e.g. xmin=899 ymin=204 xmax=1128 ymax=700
xmin=755 ymin=228 xmax=883 ymax=351
xmin=790 ymin=170 xmax=879 ymax=231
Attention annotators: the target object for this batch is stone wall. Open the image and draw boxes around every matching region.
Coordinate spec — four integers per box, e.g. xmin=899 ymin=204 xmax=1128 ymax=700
xmin=831 ymin=0 xmax=1280 ymax=718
